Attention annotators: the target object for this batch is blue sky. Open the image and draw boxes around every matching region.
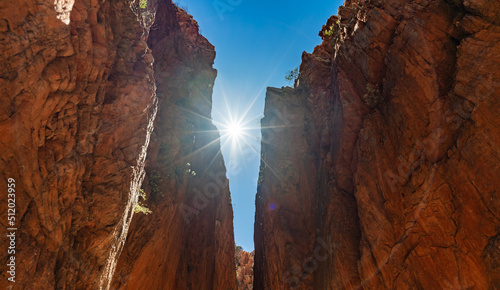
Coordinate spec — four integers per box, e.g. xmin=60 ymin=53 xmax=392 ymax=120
xmin=177 ymin=0 xmax=343 ymax=251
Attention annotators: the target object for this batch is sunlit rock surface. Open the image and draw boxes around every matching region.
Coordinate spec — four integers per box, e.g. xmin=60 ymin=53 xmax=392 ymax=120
xmin=236 ymin=247 xmax=255 ymax=289
xmin=254 ymin=0 xmax=500 ymax=289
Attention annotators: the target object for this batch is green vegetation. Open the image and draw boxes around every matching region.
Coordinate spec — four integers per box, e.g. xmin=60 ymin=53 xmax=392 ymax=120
xmin=285 ymin=67 xmax=299 ymax=83
xmin=139 ymin=0 xmax=147 ymax=9
xmin=135 ymin=189 xmax=152 ymax=215
xmin=235 ymin=245 xmax=243 ymax=252
xmin=323 ymin=20 xmax=340 ymax=38
xmin=324 ymin=25 xmax=335 ymax=37
xmin=175 ymin=162 xmax=196 ymax=183
xmin=185 ymin=162 xmax=196 ymax=176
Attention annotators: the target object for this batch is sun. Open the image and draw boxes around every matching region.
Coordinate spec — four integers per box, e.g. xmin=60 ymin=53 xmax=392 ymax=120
xmin=210 ymin=84 xmax=264 ymax=162
xmin=219 ymin=120 xmax=249 ymax=145
xmin=227 ymin=121 xmax=243 ymax=139
xmin=214 ymin=112 xmax=256 ymax=156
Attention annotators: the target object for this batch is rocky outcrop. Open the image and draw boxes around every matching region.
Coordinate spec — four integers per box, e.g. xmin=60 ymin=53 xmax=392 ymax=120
xmin=111 ymin=2 xmax=236 ymax=290
xmin=0 ymin=0 xmax=235 ymax=289
xmin=255 ymin=0 xmax=500 ymax=289
xmin=236 ymin=247 xmax=254 ymax=289
xmin=0 ymin=0 xmax=156 ymax=288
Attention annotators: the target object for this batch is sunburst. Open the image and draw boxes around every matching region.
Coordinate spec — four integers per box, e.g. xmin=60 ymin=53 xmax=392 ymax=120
xmin=226 ymin=121 xmax=244 ymax=140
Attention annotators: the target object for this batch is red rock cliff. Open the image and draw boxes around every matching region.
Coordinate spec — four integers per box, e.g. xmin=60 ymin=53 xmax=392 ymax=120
xmin=255 ymin=0 xmax=499 ymax=289
xmin=0 ymin=0 xmax=235 ymax=289
xmin=236 ymin=247 xmax=255 ymax=289
xmin=111 ymin=2 xmax=236 ymax=290
xmin=0 ymin=0 xmax=156 ymax=288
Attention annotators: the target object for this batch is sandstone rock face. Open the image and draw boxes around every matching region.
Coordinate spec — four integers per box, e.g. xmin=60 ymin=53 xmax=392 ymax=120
xmin=0 ymin=0 xmax=235 ymax=289
xmin=0 ymin=0 xmax=157 ymax=288
xmin=236 ymin=248 xmax=255 ymax=289
xmin=111 ymin=2 xmax=236 ymax=290
xmin=255 ymin=0 xmax=500 ymax=289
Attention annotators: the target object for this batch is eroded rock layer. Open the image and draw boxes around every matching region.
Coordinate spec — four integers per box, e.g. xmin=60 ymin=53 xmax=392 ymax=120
xmin=236 ymin=247 xmax=255 ymax=289
xmin=112 ymin=2 xmax=236 ymax=289
xmin=255 ymin=0 xmax=499 ymax=289
xmin=0 ymin=0 xmax=235 ymax=289
xmin=0 ymin=0 xmax=156 ymax=288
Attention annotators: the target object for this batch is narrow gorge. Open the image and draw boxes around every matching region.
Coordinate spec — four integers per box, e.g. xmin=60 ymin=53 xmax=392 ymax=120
xmin=0 ymin=0 xmax=498 ymax=289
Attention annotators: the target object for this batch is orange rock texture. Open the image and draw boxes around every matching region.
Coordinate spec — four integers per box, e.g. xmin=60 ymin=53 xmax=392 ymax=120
xmin=0 ymin=0 xmax=235 ymax=289
xmin=0 ymin=0 xmax=157 ymax=288
xmin=236 ymin=247 xmax=254 ymax=289
xmin=255 ymin=0 xmax=500 ymax=289
xmin=111 ymin=2 xmax=236 ymax=290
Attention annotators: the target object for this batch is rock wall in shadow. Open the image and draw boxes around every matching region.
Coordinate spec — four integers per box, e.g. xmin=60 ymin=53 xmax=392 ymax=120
xmin=254 ymin=0 xmax=500 ymax=288
xmin=0 ymin=0 xmax=236 ymax=289
xmin=112 ymin=1 xmax=236 ymax=289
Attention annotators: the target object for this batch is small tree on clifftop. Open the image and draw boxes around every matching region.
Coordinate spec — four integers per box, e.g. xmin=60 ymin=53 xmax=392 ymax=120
xmin=285 ymin=68 xmax=299 ymax=83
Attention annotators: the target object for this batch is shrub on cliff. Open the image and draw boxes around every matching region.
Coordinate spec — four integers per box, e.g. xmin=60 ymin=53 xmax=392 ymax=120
xmin=135 ymin=189 xmax=152 ymax=215
xmin=285 ymin=68 xmax=299 ymax=83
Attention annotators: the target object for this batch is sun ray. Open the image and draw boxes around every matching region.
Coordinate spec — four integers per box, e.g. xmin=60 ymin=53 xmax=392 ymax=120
xmin=260 ymin=124 xmax=297 ymax=129
xmin=239 ymin=93 xmax=261 ymax=126
xmin=208 ymin=75 xmax=297 ymax=188
xmin=191 ymin=129 xmax=223 ymax=134
xmin=182 ymin=135 xmax=223 ymax=161
xmin=200 ymin=147 xmax=225 ymax=177
xmin=238 ymin=134 xmax=285 ymax=185
xmin=176 ymin=105 xmax=218 ymax=124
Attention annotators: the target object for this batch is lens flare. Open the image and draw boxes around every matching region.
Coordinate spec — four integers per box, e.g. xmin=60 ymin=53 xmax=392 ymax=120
xmin=228 ymin=122 xmax=243 ymax=139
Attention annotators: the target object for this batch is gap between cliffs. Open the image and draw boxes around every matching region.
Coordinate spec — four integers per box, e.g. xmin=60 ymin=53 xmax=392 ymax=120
xmin=0 ymin=0 xmax=498 ymax=289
